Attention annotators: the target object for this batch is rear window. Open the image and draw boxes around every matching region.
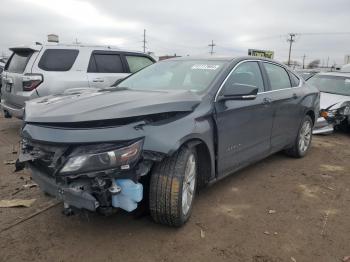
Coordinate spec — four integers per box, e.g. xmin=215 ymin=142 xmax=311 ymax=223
xmin=125 ymin=56 xmax=154 ymax=73
xmin=38 ymin=49 xmax=79 ymax=71
xmin=88 ymin=53 xmax=124 ymax=73
xmin=6 ymin=51 xmax=33 ymax=73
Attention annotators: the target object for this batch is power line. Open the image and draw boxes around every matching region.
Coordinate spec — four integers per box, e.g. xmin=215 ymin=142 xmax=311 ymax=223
xmin=208 ymin=40 xmax=216 ymax=55
xmin=302 ymin=54 xmax=306 ymax=69
xmin=142 ymin=29 xmax=147 ymax=53
xmin=287 ymin=33 xmax=296 ymax=66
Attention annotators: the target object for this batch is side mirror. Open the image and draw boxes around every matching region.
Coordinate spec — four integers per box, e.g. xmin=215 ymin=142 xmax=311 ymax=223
xmin=218 ymin=83 xmax=258 ymax=101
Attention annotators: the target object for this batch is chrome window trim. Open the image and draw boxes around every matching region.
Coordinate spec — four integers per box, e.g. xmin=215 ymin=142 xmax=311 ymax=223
xmin=214 ymin=59 xmax=303 ymax=102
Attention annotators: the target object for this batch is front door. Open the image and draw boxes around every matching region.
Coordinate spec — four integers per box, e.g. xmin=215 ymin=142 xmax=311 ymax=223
xmin=215 ymin=61 xmax=274 ymax=177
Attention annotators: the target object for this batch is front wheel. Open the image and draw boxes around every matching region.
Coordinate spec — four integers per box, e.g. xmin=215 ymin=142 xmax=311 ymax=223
xmin=149 ymin=146 xmax=197 ymax=227
xmin=285 ymin=115 xmax=313 ymax=158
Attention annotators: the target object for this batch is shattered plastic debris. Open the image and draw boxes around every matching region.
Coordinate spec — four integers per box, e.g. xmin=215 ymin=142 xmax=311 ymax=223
xmin=0 ymin=199 xmax=36 ymax=208
xmin=268 ymin=209 xmax=276 ymax=214
xmin=4 ymin=160 xmax=16 ymax=165
xmin=291 ymin=257 xmax=297 ymax=262
xmin=200 ymin=229 xmax=206 ymax=239
xmin=23 ymin=183 xmax=38 ymax=189
xmin=263 ymin=231 xmax=270 ymax=235
xmin=343 ymin=256 xmax=350 ymax=262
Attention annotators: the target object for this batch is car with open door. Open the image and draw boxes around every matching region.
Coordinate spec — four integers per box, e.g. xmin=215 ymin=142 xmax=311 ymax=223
xmin=18 ymin=56 xmax=319 ymax=227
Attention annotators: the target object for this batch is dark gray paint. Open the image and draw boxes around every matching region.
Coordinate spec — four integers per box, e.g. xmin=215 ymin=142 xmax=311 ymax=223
xmin=22 ymin=56 xmax=320 ymax=181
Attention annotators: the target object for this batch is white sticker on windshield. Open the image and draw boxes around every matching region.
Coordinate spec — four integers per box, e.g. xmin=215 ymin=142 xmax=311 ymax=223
xmin=345 ymin=79 xmax=350 ymax=83
xmin=191 ymin=64 xmax=220 ymax=70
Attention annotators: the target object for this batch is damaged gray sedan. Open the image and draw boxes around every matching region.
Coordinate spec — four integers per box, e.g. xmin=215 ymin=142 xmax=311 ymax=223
xmin=19 ymin=56 xmax=319 ymax=226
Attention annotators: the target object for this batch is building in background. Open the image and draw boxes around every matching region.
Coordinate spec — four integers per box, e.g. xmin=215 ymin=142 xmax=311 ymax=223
xmin=248 ymin=49 xmax=274 ymax=59
xmin=159 ymin=54 xmax=181 ymax=61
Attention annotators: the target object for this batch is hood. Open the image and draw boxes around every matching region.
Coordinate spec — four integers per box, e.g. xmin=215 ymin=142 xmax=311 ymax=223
xmin=320 ymin=92 xmax=350 ymax=110
xmin=24 ymin=88 xmax=202 ymax=123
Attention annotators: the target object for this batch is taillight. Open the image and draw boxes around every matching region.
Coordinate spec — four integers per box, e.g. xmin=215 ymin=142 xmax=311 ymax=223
xmin=22 ymin=74 xmax=43 ymax=91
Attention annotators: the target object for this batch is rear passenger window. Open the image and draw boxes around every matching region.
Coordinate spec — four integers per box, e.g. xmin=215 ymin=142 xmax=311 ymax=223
xmin=88 ymin=53 xmax=124 ymax=73
xmin=38 ymin=49 xmax=79 ymax=71
xmin=289 ymin=72 xmax=300 ymax=87
xmin=125 ymin=56 xmax=154 ymax=73
xmin=7 ymin=51 xmax=33 ymax=73
xmin=224 ymin=61 xmax=265 ymax=93
xmin=264 ymin=63 xmax=291 ymax=90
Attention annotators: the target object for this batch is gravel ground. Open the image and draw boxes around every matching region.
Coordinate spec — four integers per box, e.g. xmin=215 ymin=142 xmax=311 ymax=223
xmin=0 ymin=115 xmax=349 ymax=262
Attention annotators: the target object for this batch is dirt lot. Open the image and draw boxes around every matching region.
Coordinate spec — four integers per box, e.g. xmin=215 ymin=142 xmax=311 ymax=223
xmin=0 ymin=114 xmax=349 ymax=262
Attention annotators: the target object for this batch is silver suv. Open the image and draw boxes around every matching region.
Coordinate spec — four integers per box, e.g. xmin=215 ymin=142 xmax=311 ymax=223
xmin=0 ymin=43 xmax=155 ymax=118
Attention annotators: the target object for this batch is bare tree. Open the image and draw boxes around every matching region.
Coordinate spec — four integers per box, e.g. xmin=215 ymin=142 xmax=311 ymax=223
xmin=307 ymin=59 xmax=320 ymax=69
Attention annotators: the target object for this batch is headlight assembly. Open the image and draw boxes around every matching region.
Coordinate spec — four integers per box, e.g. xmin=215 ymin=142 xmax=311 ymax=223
xmin=339 ymin=105 xmax=350 ymax=115
xmin=60 ymin=140 xmax=143 ymax=175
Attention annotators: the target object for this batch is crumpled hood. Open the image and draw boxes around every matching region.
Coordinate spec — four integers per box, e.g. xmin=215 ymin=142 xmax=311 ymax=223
xmin=320 ymin=92 xmax=350 ymax=110
xmin=24 ymin=88 xmax=202 ymax=123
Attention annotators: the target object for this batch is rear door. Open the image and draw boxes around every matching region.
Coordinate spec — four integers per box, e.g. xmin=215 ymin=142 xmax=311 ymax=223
xmin=262 ymin=62 xmax=304 ymax=150
xmin=2 ymin=48 xmax=38 ymax=108
xmin=87 ymin=51 xmax=129 ymax=88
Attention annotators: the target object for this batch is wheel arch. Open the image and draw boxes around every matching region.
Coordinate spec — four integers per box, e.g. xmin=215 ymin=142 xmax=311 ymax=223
xmin=305 ymin=109 xmax=316 ymax=126
xmin=179 ymin=138 xmax=214 ymax=188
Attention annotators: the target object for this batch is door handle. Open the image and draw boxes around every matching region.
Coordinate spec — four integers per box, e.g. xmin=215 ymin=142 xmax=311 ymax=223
xmin=262 ymin=97 xmax=272 ymax=105
xmin=92 ymin=78 xmax=104 ymax=83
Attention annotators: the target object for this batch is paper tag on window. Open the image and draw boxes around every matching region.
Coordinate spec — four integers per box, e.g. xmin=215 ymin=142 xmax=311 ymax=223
xmin=191 ymin=64 xmax=220 ymax=70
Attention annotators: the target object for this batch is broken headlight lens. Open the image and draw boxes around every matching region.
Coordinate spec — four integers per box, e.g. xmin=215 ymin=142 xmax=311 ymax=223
xmin=60 ymin=140 xmax=143 ymax=174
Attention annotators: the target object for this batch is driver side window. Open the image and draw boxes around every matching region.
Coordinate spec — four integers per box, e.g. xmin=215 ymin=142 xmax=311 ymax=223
xmin=224 ymin=61 xmax=265 ymax=93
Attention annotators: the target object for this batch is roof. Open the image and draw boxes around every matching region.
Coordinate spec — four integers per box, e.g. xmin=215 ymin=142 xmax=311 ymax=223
xmin=9 ymin=42 xmax=145 ymax=55
xmin=163 ymin=55 xmax=282 ymax=63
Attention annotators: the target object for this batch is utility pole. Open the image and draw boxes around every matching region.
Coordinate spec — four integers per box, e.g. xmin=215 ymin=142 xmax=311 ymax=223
xmin=326 ymin=56 xmax=330 ymax=68
xmin=287 ymin=33 xmax=296 ymax=66
xmin=302 ymin=54 xmax=306 ymax=69
xmin=208 ymin=40 xmax=216 ymax=55
xmin=143 ymin=29 xmax=147 ymax=53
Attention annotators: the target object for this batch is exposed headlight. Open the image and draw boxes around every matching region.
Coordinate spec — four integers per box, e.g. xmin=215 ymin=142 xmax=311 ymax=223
xmin=339 ymin=105 xmax=350 ymax=115
xmin=60 ymin=140 xmax=143 ymax=175
xmin=320 ymin=109 xmax=336 ymax=119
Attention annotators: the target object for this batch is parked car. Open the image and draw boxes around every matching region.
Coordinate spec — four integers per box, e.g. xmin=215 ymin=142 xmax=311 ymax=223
xmin=18 ymin=56 xmax=319 ymax=227
xmin=295 ymin=69 xmax=320 ymax=80
xmin=0 ymin=61 xmax=5 ymax=89
xmin=0 ymin=43 xmax=155 ymax=118
xmin=307 ymin=72 xmax=350 ymax=134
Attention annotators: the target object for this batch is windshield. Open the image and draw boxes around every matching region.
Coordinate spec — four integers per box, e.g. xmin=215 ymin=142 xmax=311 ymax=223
xmin=118 ymin=60 xmax=227 ymax=93
xmin=307 ymin=74 xmax=350 ymax=96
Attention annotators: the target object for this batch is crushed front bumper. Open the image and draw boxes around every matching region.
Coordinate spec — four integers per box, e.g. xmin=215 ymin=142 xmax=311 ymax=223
xmin=313 ymin=117 xmax=334 ymax=135
xmin=29 ymin=163 xmax=99 ymax=211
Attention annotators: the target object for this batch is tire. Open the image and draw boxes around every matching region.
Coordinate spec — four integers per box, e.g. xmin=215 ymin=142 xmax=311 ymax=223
xmin=149 ymin=146 xmax=197 ymax=227
xmin=285 ymin=115 xmax=313 ymax=158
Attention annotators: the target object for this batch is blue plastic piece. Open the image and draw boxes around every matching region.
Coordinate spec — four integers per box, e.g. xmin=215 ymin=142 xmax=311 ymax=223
xmin=111 ymin=179 xmax=143 ymax=212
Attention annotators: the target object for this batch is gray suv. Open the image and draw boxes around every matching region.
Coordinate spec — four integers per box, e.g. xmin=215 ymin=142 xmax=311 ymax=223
xmin=19 ymin=56 xmax=320 ymax=227
xmin=1 ymin=43 xmax=155 ymax=118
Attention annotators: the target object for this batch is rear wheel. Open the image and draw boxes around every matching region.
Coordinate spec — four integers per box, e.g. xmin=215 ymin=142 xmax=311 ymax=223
xmin=285 ymin=115 xmax=313 ymax=158
xmin=149 ymin=146 xmax=197 ymax=227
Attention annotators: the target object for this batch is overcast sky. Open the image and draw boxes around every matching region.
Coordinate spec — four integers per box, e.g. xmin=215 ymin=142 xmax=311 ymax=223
xmin=1 ymin=0 xmax=350 ymax=65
